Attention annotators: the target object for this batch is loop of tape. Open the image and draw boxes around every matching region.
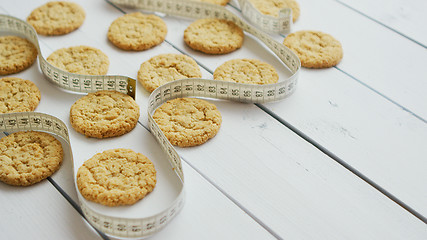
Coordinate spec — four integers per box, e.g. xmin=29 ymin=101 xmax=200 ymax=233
xmin=0 ymin=15 xmax=137 ymax=99
xmin=0 ymin=112 xmax=184 ymax=239
xmin=0 ymin=0 xmax=300 ymax=238
xmin=237 ymin=0 xmax=292 ymax=33
xmin=111 ymin=0 xmax=293 ymax=33
xmin=0 ymin=13 xmax=183 ymax=239
xmin=110 ymin=0 xmax=301 ymax=103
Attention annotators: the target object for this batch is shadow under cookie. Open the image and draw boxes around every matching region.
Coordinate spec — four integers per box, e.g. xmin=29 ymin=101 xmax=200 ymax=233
xmin=70 ymin=90 xmax=140 ymax=139
xmin=153 ymin=97 xmax=222 ymax=147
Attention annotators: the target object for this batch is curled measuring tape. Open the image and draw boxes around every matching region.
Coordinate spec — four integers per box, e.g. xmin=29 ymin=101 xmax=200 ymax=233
xmin=0 ymin=112 xmax=184 ymax=239
xmin=0 ymin=112 xmax=69 ymax=139
xmin=0 ymin=15 xmax=136 ymax=99
xmin=0 ymin=14 xmax=183 ymax=239
xmin=110 ymin=0 xmax=300 ymax=103
xmin=111 ymin=0 xmax=293 ymax=33
xmin=1 ymin=0 xmax=300 ymax=237
xmin=237 ymin=0 xmax=293 ymax=33
xmin=109 ymin=0 xmax=301 ymax=177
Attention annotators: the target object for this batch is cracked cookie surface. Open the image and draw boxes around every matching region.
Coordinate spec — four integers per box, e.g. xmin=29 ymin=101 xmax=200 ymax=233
xmin=283 ymin=30 xmax=343 ymax=68
xmin=184 ymin=18 xmax=244 ymax=54
xmin=137 ymin=53 xmax=202 ymax=93
xmin=0 ymin=131 xmax=63 ymax=186
xmin=77 ymin=148 xmax=156 ymax=206
xmin=27 ymin=1 xmax=85 ymax=36
xmin=0 ymin=77 xmax=41 ymax=113
xmin=0 ymin=36 xmax=38 ymax=75
xmin=70 ymin=90 xmax=140 ymax=138
xmin=249 ymin=0 xmax=300 ymax=22
xmin=47 ymin=45 xmax=109 ymax=75
xmin=213 ymin=58 xmax=278 ymax=84
xmin=108 ymin=12 xmax=167 ymax=51
xmin=153 ymin=98 xmax=222 ymax=147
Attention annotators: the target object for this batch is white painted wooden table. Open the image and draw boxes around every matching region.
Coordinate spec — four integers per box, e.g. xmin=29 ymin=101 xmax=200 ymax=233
xmin=1 ymin=0 xmax=426 ymax=239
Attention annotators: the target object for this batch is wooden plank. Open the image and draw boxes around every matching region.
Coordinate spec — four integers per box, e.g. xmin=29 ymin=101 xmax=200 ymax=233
xmin=263 ymin=68 xmax=427 ymax=216
xmin=222 ymin=1 xmax=427 ymax=217
xmin=0 ymin=181 xmax=103 ymax=240
xmin=87 ymin=2 xmax=427 ymax=238
xmin=336 ymin=0 xmax=427 ymax=47
xmin=171 ymin=100 xmax=427 ymax=239
xmin=291 ymin=0 xmax=427 ymax=120
xmin=2 ymin=1 xmax=426 ymax=239
xmin=231 ymin=0 xmax=427 ymax=119
xmin=0 ymin=2 xmax=277 ymax=239
xmin=148 ymin=162 xmax=276 ymax=240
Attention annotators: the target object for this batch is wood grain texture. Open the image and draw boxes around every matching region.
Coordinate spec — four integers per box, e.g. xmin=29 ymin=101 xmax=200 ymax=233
xmin=111 ymin=2 xmax=426 ymax=239
xmin=224 ymin=0 xmax=427 ymax=217
xmin=174 ymin=101 xmax=427 ymax=239
xmin=0 ymin=2 xmax=277 ymax=239
xmin=0 ymin=181 xmax=102 ymax=240
xmin=264 ymin=67 xmax=427 ymax=216
xmin=1 ymin=0 xmax=427 ymax=239
xmin=337 ymin=0 xmax=427 ymax=47
xmin=292 ymin=0 xmax=427 ymax=120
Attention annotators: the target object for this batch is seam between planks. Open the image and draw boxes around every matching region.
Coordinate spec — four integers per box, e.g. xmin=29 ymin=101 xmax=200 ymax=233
xmin=106 ymin=2 xmax=282 ymax=238
xmin=0 ymin=131 xmax=108 ymax=239
xmin=107 ymin=0 xmax=427 ymax=226
xmin=230 ymin=0 xmax=427 ymax=124
xmin=135 ymin=121 xmax=282 ymax=239
xmin=229 ymin=1 xmax=427 ymax=221
xmin=334 ymin=0 xmax=427 ymax=49
xmin=47 ymin=177 xmax=111 ymax=240
xmin=254 ymin=103 xmax=427 ymax=224
xmin=333 ymin=66 xmax=426 ymax=124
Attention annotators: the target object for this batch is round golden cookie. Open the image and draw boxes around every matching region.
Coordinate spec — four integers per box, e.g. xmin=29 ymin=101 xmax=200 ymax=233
xmin=213 ymin=59 xmax=278 ymax=84
xmin=137 ymin=53 xmax=202 ymax=93
xmin=0 ymin=77 xmax=41 ymax=114
xmin=107 ymin=12 xmax=167 ymax=51
xmin=70 ymin=90 xmax=140 ymax=139
xmin=0 ymin=36 xmax=38 ymax=75
xmin=0 ymin=131 xmax=63 ymax=186
xmin=249 ymin=0 xmax=300 ymax=22
xmin=283 ymin=30 xmax=343 ymax=68
xmin=27 ymin=1 xmax=85 ymax=36
xmin=190 ymin=0 xmax=230 ymax=6
xmin=153 ymin=98 xmax=222 ymax=147
xmin=47 ymin=46 xmax=109 ymax=75
xmin=77 ymin=148 xmax=156 ymax=206
xmin=184 ymin=18 xmax=244 ymax=54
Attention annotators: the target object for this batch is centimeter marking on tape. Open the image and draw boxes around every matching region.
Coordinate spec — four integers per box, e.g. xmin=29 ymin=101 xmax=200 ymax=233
xmin=0 ymin=112 xmax=69 ymax=141
xmin=0 ymin=112 xmax=185 ymax=239
xmin=0 ymin=14 xmax=181 ymax=238
xmin=0 ymin=15 xmax=136 ymax=99
xmin=0 ymin=0 xmax=300 ymax=238
xmin=110 ymin=0 xmax=301 ymax=103
xmin=111 ymin=0 xmax=293 ymax=33
xmin=80 ymin=191 xmax=185 ymax=238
